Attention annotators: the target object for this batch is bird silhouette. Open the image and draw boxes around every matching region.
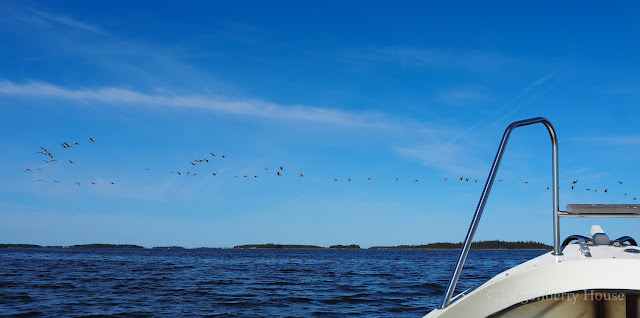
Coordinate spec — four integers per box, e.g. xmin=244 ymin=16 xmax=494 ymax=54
xmin=73 ymin=142 xmax=79 ymax=146
xmin=444 ymin=178 xmax=448 ymax=181
xmin=264 ymin=168 xmax=269 ymax=170
xmin=221 ymin=155 xmax=227 ymax=158
xmin=276 ymin=171 xmax=282 ymax=176
xmin=280 ymin=166 xmax=284 ymax=170
xmin=110 ymin=182 xmax=115 ymax=184
xmin=89 ymin=138 xmax=97 ymax=142
xmin=44 ymin=159 xmax=57 ymax=163
xmin=254 ymin=176 xmax=258 ymax=178
xmin=572 ymin=179 xmax=578 ymax=184
xmin=37 ymin=167 xmax=44 ymax=171
xmin=333 ymin=178 xmax=338 ymax=182
xmin=587 ymin=189 xmax=591 ymax=191
xmin=571 ymin=186 xmax=575 ymax=189
xmin=473 ymin=180 xmax=477 ymax=183
xmin=414 ymin=179 xmax=419 ymax=183
xmin=498 ymin=179 xmax=503 ymax=182
xmin=367 ymin=177 xmax=372 ymax=181
xmin=54 ymin=180 xmax=60 ymax=183
xmin=191 ymin=162 xmax=196 ymax=166
xmin=460 ymin=176 xmax=463 ymax=181
xmin=193 ymin=173 xmax=197 ymax=176
xmin=145 ymin=168 xmax=150 ymax=171
xmin=74 ymin=182 xmax=80 ymax=185
xmin=618 ymin=181 xmax=623 ymax=184
xmin=91 ymin=182 xmax=96 ymax=185
xmin=394 ymin=178 xmax=399 ymax=182
xmin=298 ymin=174 xmax=304 ymax=177
xmin=212 ymin=172 xmax=217 ymax=176
xmin=24 ymin=168 xmax=31 ymax=172
xmin=69 ymin=160 xmax=75 ymax=164
xmin=624 ymin=193 xmax=628 ymax=196
xmin=37 ymin=179 xmax=42 ymax=182
xmin=604 ymin=189 xmax=608 ymax=193
xmin=466 ymin=178 xmax=470 ymax=181
xmin=545 ymin=187 xmax=549 ymax=190
xmin=524 ymin=181 xmax=528 ymax=184
xmin=634 ymin=198 xmax=637 ymax=201
xmin=347 ymin=178 xmax=351 ymax=181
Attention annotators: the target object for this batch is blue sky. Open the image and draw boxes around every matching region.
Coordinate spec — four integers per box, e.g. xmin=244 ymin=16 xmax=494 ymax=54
xmin=1 ymin=1 xmax=640 ymax=248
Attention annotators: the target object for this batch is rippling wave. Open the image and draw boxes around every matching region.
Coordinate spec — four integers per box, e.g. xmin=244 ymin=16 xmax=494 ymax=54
xmin=0 ymin=248 xmax=546 ymax=317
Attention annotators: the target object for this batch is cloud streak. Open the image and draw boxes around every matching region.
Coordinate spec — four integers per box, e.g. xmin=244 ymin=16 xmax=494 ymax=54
xmin=32 ymin=10 xmax=106 ymax=35
xmin=0 ymin=80 xmax=392 ymax=128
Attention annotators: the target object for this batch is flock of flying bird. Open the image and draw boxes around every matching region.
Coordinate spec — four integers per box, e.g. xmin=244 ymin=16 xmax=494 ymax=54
xmin=23 ymin=138 xmax=639 ymax=201
xmin=25 ymin=138 xmax=116 ymax=186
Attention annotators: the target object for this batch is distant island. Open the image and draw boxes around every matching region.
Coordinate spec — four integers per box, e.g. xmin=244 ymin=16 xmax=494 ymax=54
xmin=233 ymin=244 xmax=362 ymax=249
xmin=0 ymin=240 xmax=551 ymax=250
xmin=370 ymin=240 xmax=551 ymax=250
xmin=69 ymin=244 xmax=145 ymax=249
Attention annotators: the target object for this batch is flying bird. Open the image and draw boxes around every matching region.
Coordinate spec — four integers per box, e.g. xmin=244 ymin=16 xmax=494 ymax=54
xmin=37 ymin=167 xmax=44 ymax=171
xmin=37 ymin=179 xmax=42 ymax=182
xmin=89 ymin=138 xmax=97 ymax=142
xmin=571 ymin=186 xmax=575 ymax=189
xmin=545 ymin=187 xmax=549 ymax=190
xmin=394 ymin=178 xmax=399 ymax=182
xmin=254 ymin=176 xmax=258 ymax=178
xmin=74 ymin=182 xmax=80 ymax=185
xmin=604 ymin=189 xmax=608 ymax=193
xmin=347 ymin=178 xmax=351 ymax=181
xmin=618 ymin=181 xmax=623 ymax=184
xmin=298 ymin=174 xmax=304 ymax=177
xmin=498 ymin=179 xmax=503 ymax=182
xmin=524 ymin=181 xmax=528 ymax=184
xmin=69 ymin=160 xmax=75 ymax=164
xmin=73 ymin=142 xmax=79 ymax=146
xmin=414 ymin=179 xmax=419 ymax=183
xmin=264 ymin=168 xmax=269 ymax=170
xmin=572 ymin=179 xmax=578 ymax=184
xmin=280 ymin=166 xmax=284 ymax=170
xmin=24 ymin=168 xmax=31 ymax=172
xmin=466 ymin=178 xmax=470 ymax=181
xmin=110 ymin=182 xmax=115 ymax=184
xmin=145 ymin=168 xmax=150 ymax=171
xmin=91 ymin=182 xmax=96 ymax=185
xmin=444 ymin=178 xmax=448 ymax=181
xmin=221 ymin=155 xmax=226 ymax=158
xmin=367 ymin=177 xmax=372 ymax=181
xmin=276 ymin=172 xmax=282 ymax=176
xmin=586 ymin=189 xmax=591 ymax=191
xmin=333 ymin=178 xmax=338 ymax=182
xmin=473 ymin=180 xmax=477 ymax=183
xmin=460 ymin=176 xmax=463 ymax=181
xmin=624 ymin=193 xmax=628 ymax=196
xmin=54 ymin=180 xmax=60 ymax=183
xmin=212 ymin=172 xmax=217 ymax=176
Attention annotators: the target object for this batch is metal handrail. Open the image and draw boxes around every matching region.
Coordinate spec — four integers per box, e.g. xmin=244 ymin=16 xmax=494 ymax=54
xmin=439 ymin=117 xmax=560 ymax=309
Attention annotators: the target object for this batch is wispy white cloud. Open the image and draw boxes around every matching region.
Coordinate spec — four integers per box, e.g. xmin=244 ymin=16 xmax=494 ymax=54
xmin=341 ymin=46 xmax=517 ymax=72
xmin=0 ymin=80 xmax=392 ymax=128
xmin=438 ymin=87 xmax=490 ymax=105
xmin=31 ymin=10 xmax=106 ymax=35
xmin=578 ymin=136 xmax=640 ymax=145
xmin=447 ymin=72 xmax=557 ymax=143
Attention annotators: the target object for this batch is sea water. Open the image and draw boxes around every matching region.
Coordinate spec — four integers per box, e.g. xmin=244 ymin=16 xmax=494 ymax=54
xmin=0 ymin=248 xmax=546 ymax=317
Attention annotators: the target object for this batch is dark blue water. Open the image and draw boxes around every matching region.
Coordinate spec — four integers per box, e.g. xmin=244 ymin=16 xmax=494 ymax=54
xmin=0 ymin=248 xmax=547 ymax=317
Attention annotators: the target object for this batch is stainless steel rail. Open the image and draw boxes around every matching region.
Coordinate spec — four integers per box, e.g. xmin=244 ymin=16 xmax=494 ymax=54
xmin=439 ymin=117 xmax=560 ymax=309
